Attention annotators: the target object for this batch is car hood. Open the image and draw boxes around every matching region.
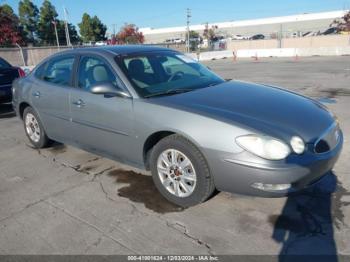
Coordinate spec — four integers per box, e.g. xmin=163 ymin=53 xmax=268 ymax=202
xmin=148 ymin=81 xmax=335 ymax=143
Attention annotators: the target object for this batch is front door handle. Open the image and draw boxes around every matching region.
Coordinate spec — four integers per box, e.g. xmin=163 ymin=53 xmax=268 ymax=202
xmin=32 ymin=91 xmax=41 ymax=98
xmin=72 ymin=99 xmax=86 ymax=108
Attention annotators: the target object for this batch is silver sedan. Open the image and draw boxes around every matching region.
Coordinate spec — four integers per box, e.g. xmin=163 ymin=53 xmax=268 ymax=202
xmin=12 ymin=46 xmax=343 ymax=207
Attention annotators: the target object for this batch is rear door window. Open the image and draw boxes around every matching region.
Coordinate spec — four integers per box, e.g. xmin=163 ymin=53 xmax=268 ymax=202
xmin=42 ymin=56 xmax=75 ymax=86
xmin=34 ymin=62 xmax=47 ymax=79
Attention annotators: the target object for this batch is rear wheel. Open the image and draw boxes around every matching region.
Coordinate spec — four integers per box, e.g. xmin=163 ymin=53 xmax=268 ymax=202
xmin=150 ymin=134 xmax=215 ymax=207
xmin=23 ymin=107 xmax=50 ymax=148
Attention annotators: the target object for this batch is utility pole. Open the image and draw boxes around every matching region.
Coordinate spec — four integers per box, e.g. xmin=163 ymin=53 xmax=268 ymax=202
xmin=186 ymin=8 xmax=191 ymax=53
xmin=111 ymin=24 xmax=117 ymax=36
xmin=279 ymin=24 xmax=283 ymax=48
xmin=204 ymin=22 xmax=209 ymax=47
xmin=63 ymin=7 xmax=71 ymax=46
xmin=52 ymin=20 xmax=60 ymax=48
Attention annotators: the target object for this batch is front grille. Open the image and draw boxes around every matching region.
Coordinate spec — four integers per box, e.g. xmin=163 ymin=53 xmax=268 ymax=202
xmin=314 ymin=124 xmax=340 ymax=154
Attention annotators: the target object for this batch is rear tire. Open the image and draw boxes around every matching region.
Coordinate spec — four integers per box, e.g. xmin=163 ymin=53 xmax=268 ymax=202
xmin=23 ymin=107 xmax=50 ymax=148
xmin=150 ymin=134 xmax=216 ymax=207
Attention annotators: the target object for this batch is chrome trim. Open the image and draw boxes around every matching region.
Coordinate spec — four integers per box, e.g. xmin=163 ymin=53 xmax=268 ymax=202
xmin=223 ymin=158 xmax=299 ymax=171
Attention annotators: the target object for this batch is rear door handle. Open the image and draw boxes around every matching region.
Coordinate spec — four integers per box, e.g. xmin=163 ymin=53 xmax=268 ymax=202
xmin=72 ymin=99 xmax=86 ymax=108
xmin=32 ymin=91 xmax=41 ymax=98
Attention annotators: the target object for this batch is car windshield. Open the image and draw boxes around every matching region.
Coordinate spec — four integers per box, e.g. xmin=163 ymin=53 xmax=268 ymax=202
xmin=115 ymin=51 xmax=224 ymax=98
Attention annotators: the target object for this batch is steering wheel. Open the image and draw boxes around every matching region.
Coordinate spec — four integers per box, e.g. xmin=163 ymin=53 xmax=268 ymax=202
xmin=168 ymin=71 xmax=185 ymax=82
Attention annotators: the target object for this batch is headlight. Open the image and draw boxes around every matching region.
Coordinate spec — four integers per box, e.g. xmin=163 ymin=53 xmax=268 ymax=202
xmin=236 ymin=135 xmax=290 ymax=160
xmin=290 ymin=136 xmax=305 ymax=154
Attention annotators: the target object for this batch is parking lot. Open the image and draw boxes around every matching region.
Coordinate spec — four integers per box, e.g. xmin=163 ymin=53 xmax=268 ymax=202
xmin=0 ymin=56 xmax=349 ymax=256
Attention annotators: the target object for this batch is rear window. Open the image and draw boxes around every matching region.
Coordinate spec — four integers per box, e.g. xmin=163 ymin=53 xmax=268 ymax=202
xmin=0 ymin=58 xmax=11 ymax=69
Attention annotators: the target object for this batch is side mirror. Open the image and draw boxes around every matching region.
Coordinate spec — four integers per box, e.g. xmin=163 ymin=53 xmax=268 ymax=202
xmin=90 ymin=82 xmax=130 ymax=98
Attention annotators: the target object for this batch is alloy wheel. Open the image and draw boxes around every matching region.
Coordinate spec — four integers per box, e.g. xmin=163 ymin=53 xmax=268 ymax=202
xmin=157 ymin=149 xmax=197 ymax=197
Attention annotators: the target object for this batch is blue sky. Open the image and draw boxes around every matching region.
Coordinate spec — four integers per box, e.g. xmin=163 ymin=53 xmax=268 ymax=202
xmin=4 ymin=0 xmax=350 ymax=33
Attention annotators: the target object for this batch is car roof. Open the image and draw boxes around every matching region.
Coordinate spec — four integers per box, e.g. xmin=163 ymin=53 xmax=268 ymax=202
xmin=59 ymin=45 xmax=175 ymax=56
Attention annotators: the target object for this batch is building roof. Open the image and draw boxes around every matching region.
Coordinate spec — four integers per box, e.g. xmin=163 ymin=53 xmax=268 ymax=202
xmin=140 ymin=10 xmax=348 ymax=35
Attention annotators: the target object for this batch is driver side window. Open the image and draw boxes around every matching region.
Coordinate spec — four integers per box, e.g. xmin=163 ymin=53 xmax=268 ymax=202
xmin=78 ymin=56 xmax=119 ymax=91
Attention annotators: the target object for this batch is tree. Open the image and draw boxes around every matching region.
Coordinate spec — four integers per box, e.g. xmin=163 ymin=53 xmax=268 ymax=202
xmin=189 ymin=30 xmax=200 ymax=51
xmin=203 ymin=24 xmax=218 ymax=42
xmin=78 ymin=13 xmax=92 ymax=42
xmin=90 ymin=15 xmax=107 ymax=41
xmin=189 ymin=30 xmax=199 ymax=39
xmin=1 ymin=3 xmax=15 ymax=16
xmin=56 ymin=21 xmax=80 ymax=45
xmin=18 ymin=0 xmax=39 ymax=43
xmin=117 ymin=24 xmax=144 ymax=44
xmin=331 ymin=11 xmax=350 ymax=32
xmin=37 ymin=0 xmax=58 ymax=45
xmin=78 ymin=13 xmax=107 ymax=42
xmin=0 ymin=4 xmax=24 ymax=46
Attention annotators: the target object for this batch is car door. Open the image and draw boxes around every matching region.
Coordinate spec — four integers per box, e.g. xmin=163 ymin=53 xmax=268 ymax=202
xmin=69 ymin=54 xmax=135 ymax=163
xmin=30 ymin=55 xmax=75 ymax=143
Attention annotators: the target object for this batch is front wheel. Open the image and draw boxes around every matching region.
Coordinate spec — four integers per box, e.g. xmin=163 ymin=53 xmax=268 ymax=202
xmin=23 ymin=106 xmax=50 ymax=148
xmin=150 ymin=134 xmax=216 ymax=207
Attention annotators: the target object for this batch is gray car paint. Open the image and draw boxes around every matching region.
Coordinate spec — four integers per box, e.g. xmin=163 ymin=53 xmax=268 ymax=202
xmin=12 ymin=46 xmax=343 ymax=197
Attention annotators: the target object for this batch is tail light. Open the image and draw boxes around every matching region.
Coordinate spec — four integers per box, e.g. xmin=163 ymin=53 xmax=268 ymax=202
xmin=18 ymin=68 xmax=26 ymax=77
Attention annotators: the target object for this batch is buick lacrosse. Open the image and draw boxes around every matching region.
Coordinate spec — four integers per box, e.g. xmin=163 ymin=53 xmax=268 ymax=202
xmin=12 ymin=46 xmax=343 ymax=207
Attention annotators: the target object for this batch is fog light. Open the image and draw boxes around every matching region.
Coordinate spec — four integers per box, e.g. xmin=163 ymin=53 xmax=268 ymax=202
xmin=290 ymin=136 xmax=305 ymax=154
xmin=252 ymin=183 xmax=291 ymax=191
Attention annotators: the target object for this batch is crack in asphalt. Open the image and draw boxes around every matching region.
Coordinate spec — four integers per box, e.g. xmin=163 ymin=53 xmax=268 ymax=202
xmin=87 ymin=157 xmax=101 ymax=163
xmin=24 ymin=143 xmax=152 ymax=219
xmin=44 ymin=200 xmax=138 ymax=254
xmin=91 ymin=166 xmax=115 ymax=182
xmin=19 ymin=144 xmax=216 ymax=253
xmin=84 ymin=237 xmax=102 ymax=254
xmin=29 ymin=145 xmax=115 ymax=182
xmin=166 ymin=221 xmax=214 ymax=255
xmin=0 ymin=145 xmax=115 ymax=223
xmin=0 ymin=181 xmax=88 ymax=223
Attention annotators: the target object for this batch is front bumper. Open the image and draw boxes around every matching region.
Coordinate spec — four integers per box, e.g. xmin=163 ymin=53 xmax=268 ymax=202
xmin=204 ymin=130 xmax=343 ymax=197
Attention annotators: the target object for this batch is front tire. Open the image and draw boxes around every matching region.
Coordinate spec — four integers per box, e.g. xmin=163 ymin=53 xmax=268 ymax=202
xmin=150 ymin=134 xmax=215 ymax=207
xmin=23 ymin=107 xmax=50 ymax=148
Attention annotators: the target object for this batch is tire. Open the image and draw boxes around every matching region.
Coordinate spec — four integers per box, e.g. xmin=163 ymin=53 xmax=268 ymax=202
xmin=150 ymin=134 xmax=216 ymax=207
xmin=23 ymin=106 xmax=50 ymax=148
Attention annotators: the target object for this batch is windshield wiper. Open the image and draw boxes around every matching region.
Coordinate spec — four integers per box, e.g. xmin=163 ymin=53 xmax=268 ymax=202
xmin=144 ymin=88 xmax=194 ymax=98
